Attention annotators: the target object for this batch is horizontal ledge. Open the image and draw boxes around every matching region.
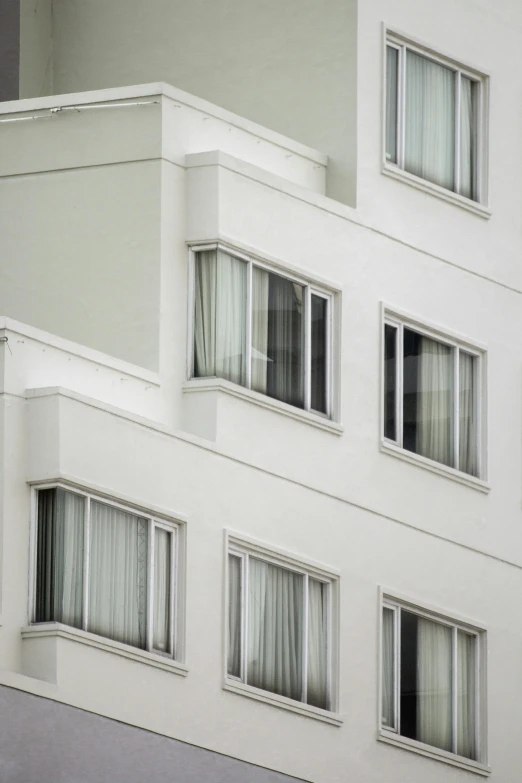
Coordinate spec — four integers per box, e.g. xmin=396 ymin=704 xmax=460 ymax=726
xmin=380 ymin=441 xmax=490 ymax=493
xmin=381 ymin=164 xmax=492 ymax=219
xmin=223 ymin=680 xmax=342 ymax=726
xmin=378 ymin=731 xmax=490 ymax=776
xmin=21 ymin=623 xmax=188 ymax=677
xmin=183 ymin=378 xmax=344 ymax=435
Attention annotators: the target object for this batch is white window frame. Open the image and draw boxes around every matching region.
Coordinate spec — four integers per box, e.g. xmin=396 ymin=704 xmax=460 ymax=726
xmin=379 ymin=591 xmax=489 ymax=775
xmin=383 ymin=28 xmax=489 ymax=214
xmin=29 ymin=483 xmax=182 ymax=661
xmin=381 ymin=306 xmax=488 ymax=489
xmin=187 ymin=243 xmax=336 ymax=420
xmin=224 ymin=532 xmax=341 ymax=725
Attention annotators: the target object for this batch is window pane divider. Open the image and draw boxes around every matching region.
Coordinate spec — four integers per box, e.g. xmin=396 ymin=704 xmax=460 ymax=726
xmin=302 ymin=574 xmax=309 ymax=704
xmin=169 ymin=527 xmax=177 ymax=658
xmin=454 ymin=72 xmax=462 ymax=195
xmin=397 ymin=45 xmax=406 ymax=169
xmin=397 ymin=323 xmax=404 ymax=448
xmin=452 ymin=625 xmax=458 ymax=754
xmin=246 ymin=260 xmax=253 ymax=390
xmin=454 ymin=347 xmax=460 ymax=470
xmin=241 ymin=554 xmax=249 ymax=684
xmin=395 ymin=606 xmax=401 ymax=734
xmin=82 ymin=496 xmax=91 ymax=632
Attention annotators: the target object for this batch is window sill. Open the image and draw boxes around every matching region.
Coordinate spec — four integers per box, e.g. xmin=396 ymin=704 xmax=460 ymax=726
xmin=183 ymin=378 xmax=344 ymax=436
xmin=378 ymin=730 xmax=490 ymax=776
xmin=382 ymin=163 xmax=491 ymax=219
xmin=380 ymin=440 xmax=490 ymax=493
xmin=21 ymin=623 xmax=188 ymax=677
xmin=223 ymin=678 xmax=342 ymax=726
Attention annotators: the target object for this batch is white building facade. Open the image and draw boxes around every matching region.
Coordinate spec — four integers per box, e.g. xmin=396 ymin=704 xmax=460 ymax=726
xmin=0 ymin=1 xmax=521 ymax=781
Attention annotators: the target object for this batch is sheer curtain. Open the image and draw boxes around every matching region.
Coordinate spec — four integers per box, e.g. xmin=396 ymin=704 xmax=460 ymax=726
xmin=460 ymin=77 xmax=477 ymax=200
xmin=459 ymin=351 xmax=477 ymax=476
xmin=417 ymin=336 xmax=453 ymax=466
xmin=307 ymin=579 xmax=328 ymax=709
xmin=88 ymin=501 xmax=148 ymax=649
xmin=247 ymin=558 xmax=303 ymax=700
xmin=228 ymin=554 xmax=242 ymax=677
xmin=152 ymin=528 xmax=171 ymax=652
xmin=405 ymin=50 xmax=455 ymax=190
xmin=194 ymin=249 xmax=247 ymax=385
xmin=382 ymin=607 xmax=395 ymax=728
xmin=457 ymin=631 xmax=476 ymax=759
xmin=36 ymin=488 xmax=84 ymax=627
xmin=251 ymin=266 xmax=270 ymax=394
xmin=417 ymin=618 xmax=452 ymax=751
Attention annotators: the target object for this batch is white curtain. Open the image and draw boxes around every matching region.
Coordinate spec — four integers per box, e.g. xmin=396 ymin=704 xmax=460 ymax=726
xmin=36 ymin=488 xmax=84 ymax=627
xmin=247 ymin=558 xmax=303 ymax=701
xmin=417 ymin=336 xmax=453 ymax=467
xmin=417 ymin=618 xmax=452 ymax=752
xmin=88 ymin=501 xmax=148 ymax=649
xmin=386 ymin=46 xmax=398 ymax=162
xmin=251 ymin=266 xmax=270 ymax=394
xmin=382 ymin=607 xmax=395 ymax=728
xmin=307 ymin=579 xmax=328 ymax=709
xmin=194 ymin=250 xmax=247 ymax=385
xmin=405 ymin=50 xmax=455 ymax=190
xmin=153 ymin=528 xmax=171 ymax=653
xmin=228 ymin=554 xmax=242 ymax=677
xmin=460 ymin=76 xmax=476 ymax=200
xmin=457 ymin=631 xmax=476 ymax=759
xmin=459 ymin=351 xmax=477 ymax=476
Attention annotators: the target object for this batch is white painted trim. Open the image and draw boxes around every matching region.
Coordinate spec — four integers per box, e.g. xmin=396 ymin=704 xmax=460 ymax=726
xmin=380 ymin=441 xmax=490 ymax=493
xmin=182 ymin=378 xmax=344 ymax=435
xmin=222 ymin=679 xmax=342 ymax=726
xmin=382 ymin=164 xmax=491 ymax=217
xmin=0 ymin=317 xmax=159 ymax=385
xmin=21 ymin=623 xmax=189 ymax=677
xmin=380 ymin=586 xmax=488 ymax=637
xmin=0 ymin=83 xmax=327 ymax=167
xmin=381 ymin=303 xmax=488 ymax=353
xmin=377 ymin=732 xmax=490 ymax=776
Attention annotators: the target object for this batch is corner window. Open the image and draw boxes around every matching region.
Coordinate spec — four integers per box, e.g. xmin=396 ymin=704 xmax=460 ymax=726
xmin=33 ymin=487 xmax=179 ymax=658
xmin=383 ymin=315 xmax=484 ymax=478
xmin=192 ymin=246 xmax=333 ymax=417
xmin=381 ymin=598 xmax=485 ymax=765
xmin=227 ymin=540 xmax=337 ymax=712
xmin=386 ymin=34 xmax=487 ymax=203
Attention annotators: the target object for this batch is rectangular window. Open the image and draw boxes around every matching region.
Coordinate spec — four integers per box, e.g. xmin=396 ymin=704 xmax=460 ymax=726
xmin=227 ymin=543 xmax=335 ymax=711
xmin=385 ymin=35 xmax=486 ymax=203
xmin=381 ymin=599 xmax=484 ymax=763
xmin=34 ymin=487 xmax=178 ymax=657
xmin=192 ymin=247 xmax=333 ymax=416
xmin=383 ymin=316 xmax=483 ymax=478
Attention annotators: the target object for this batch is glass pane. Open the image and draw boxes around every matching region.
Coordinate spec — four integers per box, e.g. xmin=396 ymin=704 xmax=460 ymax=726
xmin=35 ymin=488 xmax=84 ymax=628
xmin=382 ymin=607 xmax=395 ymax=728
xmin=386 ymin=46 xmax=399 ymax=163
xmin=153 ymin=528 xmax=171 ymax=653
xmin=228 ymin=554 xmax=242 ymax=677
xmin=384 ymin=324 xmax=397 ymax=440
xmin=252 ymin=268 xmax=304 ymax=409
xmin=247 ymin=558 xmax=303 ymax=701
xmin=307 ymin=579 xmax=328 ymax=709
xmin=459 ymin=351 xmax=478 ymax=476
xmin=457 ymin=631 xmax=477 ymax=759
xmin=460 ymin=77 xmax=478 ymax=201
xmin=405 ymin=50 xmax=455 ymax=191
xmin=311 ymin=295 xmax=327 ymax=414
xmin=403 ymin=329 xmax=454 ymax=467
xmin=193 ymin=249 xmax=247 ymax=386
xmin=400 ymin=611 xmax=452 ymax=752
xmin=88 ymin=501 xmax=148 ymax=649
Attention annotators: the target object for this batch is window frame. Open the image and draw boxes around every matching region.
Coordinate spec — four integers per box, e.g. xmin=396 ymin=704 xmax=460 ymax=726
xmin=224 ymin=532 xmax=341 ymax=724
xmin=383 ymin=28 xmax=489 ymax=212
xmin=381 ymin=306 xmax=488 ymax=487
xmin=187 ymin=243 xmax=336 ymax=420
xmin=29 ymin=483 xmax=182 ymax=661
xmin=379 ymin=590 xmax=489 ymax=774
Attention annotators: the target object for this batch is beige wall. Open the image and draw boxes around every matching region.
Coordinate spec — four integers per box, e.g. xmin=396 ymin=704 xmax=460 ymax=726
xmin=19 ymin=0 xmax=53 ymax=98
xmin=21 ymin=0 xmax=357 ymax=205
